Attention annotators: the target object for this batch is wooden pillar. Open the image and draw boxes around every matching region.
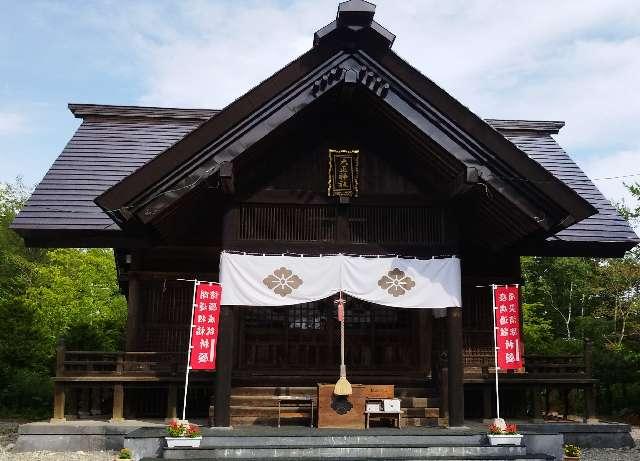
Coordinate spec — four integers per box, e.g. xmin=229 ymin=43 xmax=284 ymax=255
xmin=214 ymin=305 xmax=236 ymax=426
xmin=111 ymin=384 xmax=124 ymax=422
xmin=51 ymin=339 xmax=66 ymax=422
xmin=438 ymin=353 xmax=448 ymax=419
xmin=110 ymin=354 xmax=124 ymax=422
xmin=166 ymin=384 xmax=178 ymax=422
xmin=51 ymin=383 xmax=66 ymax=422
xmin=214 ymin=205 xmax=237 ymax=427
xmin=447 ymin=306 xmax=464 ymax=427
xmin=126 ymin=273 xmax=141 ymax=351
xmin=418 ymin=311 xmax=433 ymax=377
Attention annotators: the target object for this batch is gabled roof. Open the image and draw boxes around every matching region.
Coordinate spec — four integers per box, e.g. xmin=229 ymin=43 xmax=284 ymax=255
xmin=490 ymin=121 xmax=639 ymax=256
xmin=11 ymin=0 xmax=638 ymax=255
xmin=10 ymin=104 xmax=212 ymax=246
xmin=10 ymin=104 xmax=638 ymax=254
xmin=93 ymin=2 xmax=594 ymax=242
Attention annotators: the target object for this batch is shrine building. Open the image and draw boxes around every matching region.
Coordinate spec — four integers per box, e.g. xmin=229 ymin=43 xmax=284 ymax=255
xmin=11 ymin=0 xmax=639 ymax=429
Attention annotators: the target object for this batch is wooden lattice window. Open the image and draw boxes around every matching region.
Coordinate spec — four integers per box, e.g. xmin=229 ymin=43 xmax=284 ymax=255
xmin=348 ymin=206 xmax=445 ymax=244
xmin=288 ymin=303 xmax=328 ymax=330
xmin=236 ymin=204 xmax=446 ymax=246
xmin=237 ymin=205 xmax=336 ymax=241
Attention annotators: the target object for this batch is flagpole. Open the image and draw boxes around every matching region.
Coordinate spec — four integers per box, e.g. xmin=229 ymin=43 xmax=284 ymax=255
xmin=491 ymin=284 xmax=501 ymax=420
xmin=182 ymin=279 xmax=199 ymax=421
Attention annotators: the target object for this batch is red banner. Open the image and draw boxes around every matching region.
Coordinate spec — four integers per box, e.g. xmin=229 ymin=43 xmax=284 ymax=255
xmin=494 ymin=285 xmax=523 ymax=370
xmin=189 ymin=283 xmax=222 ymax=370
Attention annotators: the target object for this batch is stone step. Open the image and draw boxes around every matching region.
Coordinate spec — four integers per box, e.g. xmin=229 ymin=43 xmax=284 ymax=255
xmin=162 ymin=445 xmax=529 ymax=459
xmin=147 ymin=457 xmax=551 ymax=461
xmin=196 ymin=433 xmax=486 ymax=447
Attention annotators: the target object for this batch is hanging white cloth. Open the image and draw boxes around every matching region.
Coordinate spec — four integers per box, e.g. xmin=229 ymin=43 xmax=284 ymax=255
xmin=219 ymin=252 xmax=461 ymax=309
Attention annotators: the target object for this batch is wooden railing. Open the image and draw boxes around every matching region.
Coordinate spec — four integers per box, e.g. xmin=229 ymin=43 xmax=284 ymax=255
xmin=52 ymin=341 xmax=190 ymax=422
xmin=462 ymin=339 xmax=594 ymax=378
xmin=60 ymin=349 xmax=184 ymax=377
xmin=52 ymin=339 xmax=595 ymax=423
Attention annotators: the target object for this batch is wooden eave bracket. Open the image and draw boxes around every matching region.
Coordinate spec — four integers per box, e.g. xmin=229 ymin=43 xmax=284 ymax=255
xmin=219 ymin=161 xmax=235 ymax=195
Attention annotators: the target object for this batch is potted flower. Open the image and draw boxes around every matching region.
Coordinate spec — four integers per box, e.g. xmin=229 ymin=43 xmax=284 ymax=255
xmin=115 ymin=448 xmax=132 ymax=460
xmin=487 ymin=422 xmax=523 ymax=446
xmin=165 ymin=420 xmax=203 ymax=448
xmin=564 ymin=444 xmax=581 ymax=460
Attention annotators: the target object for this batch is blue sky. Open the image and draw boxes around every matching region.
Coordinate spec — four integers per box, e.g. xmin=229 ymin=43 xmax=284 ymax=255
xmin=1 ymin=0 xmax=639 ymax=210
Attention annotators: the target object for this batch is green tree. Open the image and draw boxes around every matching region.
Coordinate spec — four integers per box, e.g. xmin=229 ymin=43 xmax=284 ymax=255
xmin=0 ymin=180 xmax=127 ymax=417
xmin=522 ymin=256 xmax=597 ymax=341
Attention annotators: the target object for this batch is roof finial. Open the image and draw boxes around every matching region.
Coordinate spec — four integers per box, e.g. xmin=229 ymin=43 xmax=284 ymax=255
xmin=337 ymin=0 xmax=376 ymax=29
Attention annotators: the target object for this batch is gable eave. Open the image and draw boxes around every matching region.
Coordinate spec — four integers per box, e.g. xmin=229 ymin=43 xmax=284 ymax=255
xmin=96 ymin=48 xmax=594 ymax=239
xmin=95 ymin=43 xmax=342 ymax=215
xmin=364 ymin=47 xmax=596 ymax=225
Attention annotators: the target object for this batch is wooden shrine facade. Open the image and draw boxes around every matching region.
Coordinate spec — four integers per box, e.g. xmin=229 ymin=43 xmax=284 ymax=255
xmin=12 ymin=0 xmax=638 ymax=427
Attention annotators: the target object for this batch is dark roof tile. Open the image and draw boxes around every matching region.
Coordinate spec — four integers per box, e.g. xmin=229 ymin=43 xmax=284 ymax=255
xmin=12 ymin=105 xmax=638 ymax=252
xmin=486 ymin=124 xmax=638 ymax=246
xmin=11 ymin=115 xmax=203 ymax=233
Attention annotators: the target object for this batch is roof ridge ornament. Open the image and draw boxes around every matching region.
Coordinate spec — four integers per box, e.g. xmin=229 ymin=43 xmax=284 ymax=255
xmin=313 ymin=0 xmax=395 ymax=49
xmin=337 ymin=0 xmax=376 ymax=29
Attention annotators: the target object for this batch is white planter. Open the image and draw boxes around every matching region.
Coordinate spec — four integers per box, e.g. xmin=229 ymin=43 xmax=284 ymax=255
xmin=487 ymin=434 xmax=523 ymax=446
xmin=165 ymin=436 xmax=202 ymax=448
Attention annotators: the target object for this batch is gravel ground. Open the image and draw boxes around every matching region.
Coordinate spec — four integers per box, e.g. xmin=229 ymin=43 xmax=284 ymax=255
xmin=1 ymin=420 xmax=639 ymax=460
xmin=581 ymin=426 xmax=640 ymax=461
xmin=0 ymin=421 xmax=115 ymax=461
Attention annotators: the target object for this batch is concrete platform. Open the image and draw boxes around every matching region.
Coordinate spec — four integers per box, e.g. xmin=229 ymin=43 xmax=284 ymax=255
xmin=13 ymin=419 xmax=633 ymax=461
xmin=520 ymin=421 xmax=635 ymax=448
xmin=15 ymin=419 xmax=164 ymax=452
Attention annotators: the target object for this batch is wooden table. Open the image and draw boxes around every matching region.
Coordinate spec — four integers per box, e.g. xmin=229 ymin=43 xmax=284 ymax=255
xmin=317 ymin=384 xmax=394 ymax=429
xmin=273 ymin=395 xmax=314 ymax=428
xmin=364 ymin=409 xmax=403 ymax=428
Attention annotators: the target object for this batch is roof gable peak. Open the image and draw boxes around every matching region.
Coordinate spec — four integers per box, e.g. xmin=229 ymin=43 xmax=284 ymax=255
xmin=314 ymin=1 xmax=395 ymax=49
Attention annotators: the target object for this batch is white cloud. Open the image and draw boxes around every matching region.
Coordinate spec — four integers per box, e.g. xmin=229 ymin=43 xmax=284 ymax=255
xmin=90 ymin=0 xmax=640 ymax=160
xmin=0 ymin=111 xmax=27 ymax=136
xmin=55 ymin=0 xmax=640 ymax=212
xmin=114 ymin=0 xmax=335 ymax=109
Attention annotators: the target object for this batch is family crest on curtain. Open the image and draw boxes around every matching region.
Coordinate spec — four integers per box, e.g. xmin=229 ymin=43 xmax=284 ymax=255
xmin=219 ymin=252 xmax=461 ymax=310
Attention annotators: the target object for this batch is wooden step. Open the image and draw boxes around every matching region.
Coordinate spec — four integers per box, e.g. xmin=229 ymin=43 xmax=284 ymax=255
xmin=394 ymin=387 xmax=437 ymax=398
xmin=230 ymin=416 xmax=311 ymax=426
xmin=230 ymin=395 xmax=317 ymax=407
xmin=401 ymin=416 xmax=440 ymax=427
xmin=231 ymin=406 xmax=312 ymax=417
xmin=232 ymin=386 xmax=316 ymax=396
xmin=399 ymin=397 xmax=440 ymax=408
xmin=402 ymin=407 xmax=440 ymax=418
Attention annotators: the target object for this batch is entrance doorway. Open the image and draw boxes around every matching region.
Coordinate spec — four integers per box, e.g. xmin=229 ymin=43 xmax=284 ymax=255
xmin=234 ymin=296 xmax=432 ymax=385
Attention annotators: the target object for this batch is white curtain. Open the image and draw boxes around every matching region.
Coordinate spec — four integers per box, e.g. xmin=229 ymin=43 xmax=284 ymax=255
xmin=219 ymin=252 xmax=461 ymax=309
